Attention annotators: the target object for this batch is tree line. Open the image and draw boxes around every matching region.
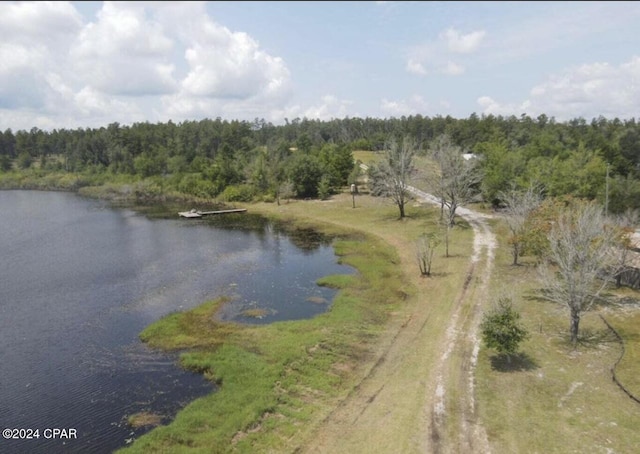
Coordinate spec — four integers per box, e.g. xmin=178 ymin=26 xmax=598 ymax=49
xmin=1 ymin=113 xmax=640 ymax=211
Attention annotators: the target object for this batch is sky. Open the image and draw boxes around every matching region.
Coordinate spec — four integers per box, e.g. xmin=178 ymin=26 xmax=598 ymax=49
xmin=1 ymin=1 xmax=639 ymax=132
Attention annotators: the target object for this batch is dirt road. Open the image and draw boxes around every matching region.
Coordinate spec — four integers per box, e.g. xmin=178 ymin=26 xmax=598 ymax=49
xmin=427 ymin=206 xmax=495 ymax=454
xmin=298 ymin=188 xmax=496 ymax=454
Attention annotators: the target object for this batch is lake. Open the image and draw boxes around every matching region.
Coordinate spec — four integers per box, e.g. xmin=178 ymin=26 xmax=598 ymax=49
xmin=0 ymin=190 xmax=353 ymax=453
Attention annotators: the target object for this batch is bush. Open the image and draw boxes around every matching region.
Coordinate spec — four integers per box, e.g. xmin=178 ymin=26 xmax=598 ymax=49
xmin=177 ymin=173 xmax=217 ymax=198
xmin=220 ymin=184 xmax=255 ymax=202
xmin=480 ymin=297 xmax=529 ymax=359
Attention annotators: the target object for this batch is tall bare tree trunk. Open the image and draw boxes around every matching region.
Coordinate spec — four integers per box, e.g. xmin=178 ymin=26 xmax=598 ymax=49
xmin=570 ymin=308 xmax=580 ymax=346
xmin=445 ymin=224 xmax=450 ymax=258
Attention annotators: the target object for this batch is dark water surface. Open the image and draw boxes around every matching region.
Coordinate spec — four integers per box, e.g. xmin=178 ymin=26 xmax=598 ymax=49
xmin=0 ymin=191 xmax=352 ymax=453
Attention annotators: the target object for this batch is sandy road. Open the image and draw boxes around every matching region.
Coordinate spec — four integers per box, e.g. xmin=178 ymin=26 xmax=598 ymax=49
xmin=298 ymin=188 xmax=496 ymax=454
xmin=426 ymin=208 xmax=495 ymax=454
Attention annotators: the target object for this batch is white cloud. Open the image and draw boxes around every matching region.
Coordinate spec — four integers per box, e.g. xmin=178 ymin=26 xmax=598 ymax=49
xmin=380 ymin=95 xmax=430 ymax=117
xmin=0 ymin=43 xmax=47 ymax=108
xmin=476 ymin=96 xmax=530 ymax=117
xmin=406 ymin=58 xmax=428 ymax=76
xmin=70 ymin=2 xmax=177 ymax=96
xmin=0 ymin=2 xmax=81 ymax=111
xmin=72 ymin=2 xmax=172 ymax=58
xmin=155 ymin=2 xmax=293 ymax=122
xmin=440 ymin=28 xmax=486 ymax=54
xmin=407 ymin=27 xmax=484 ymax=77
xmin=181 ymin=30 xmax=290 ymax=100
xmin=477 ymin=56 xmax=640 ymax=120
xmin=0 ymin=1 xmax=82 ymax=44
xmin=0 ymin=1 xmax=294 ymax=130
xmin=74 ymin=86 xmax=140 ymax=117
xmin=443 ymin=61 xmax=465 ymax=76
xmin=301 ymin=95 xmax=353 ymax=120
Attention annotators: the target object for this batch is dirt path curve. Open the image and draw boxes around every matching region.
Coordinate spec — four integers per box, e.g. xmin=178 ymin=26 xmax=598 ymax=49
xmin=297 ymin=188 xmax=496 ymax=454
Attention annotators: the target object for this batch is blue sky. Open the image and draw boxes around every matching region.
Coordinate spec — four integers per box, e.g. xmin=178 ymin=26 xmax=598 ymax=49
xmin=1 ymin=1 xmax=639 ymax=131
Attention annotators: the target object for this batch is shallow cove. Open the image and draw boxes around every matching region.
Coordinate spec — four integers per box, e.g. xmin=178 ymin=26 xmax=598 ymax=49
xmin=0 ymin=190 xmax=353 ymax=453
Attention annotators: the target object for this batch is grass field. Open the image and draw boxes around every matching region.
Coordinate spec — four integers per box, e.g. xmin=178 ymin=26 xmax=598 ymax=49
xmin=476 ymin=219 xmax=640 ymax=454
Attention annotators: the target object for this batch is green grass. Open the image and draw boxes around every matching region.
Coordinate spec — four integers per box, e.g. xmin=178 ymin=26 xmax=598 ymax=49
xmin=605 ymin=306 xmax=640 ymax=399
xmin=475 ymin=219 xmax=640 ymax=454
xmin=352 ymin=150 xmax=381 ymax=166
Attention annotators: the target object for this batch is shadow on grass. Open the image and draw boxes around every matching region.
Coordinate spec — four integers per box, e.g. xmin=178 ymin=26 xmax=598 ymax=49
xmin=574 ymin=327 xmax=619 ymax=349
xmin=453 ymin=219 xmax=472 ymax=230
xmin=490 ymin=352 xmax=539 ymax=372
xmin=419 ymin=271 xmax=452 ymax=279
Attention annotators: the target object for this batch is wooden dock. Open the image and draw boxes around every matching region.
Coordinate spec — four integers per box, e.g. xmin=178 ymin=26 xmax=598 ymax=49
xmin=178 ymin=208 xmax=247 ymax=218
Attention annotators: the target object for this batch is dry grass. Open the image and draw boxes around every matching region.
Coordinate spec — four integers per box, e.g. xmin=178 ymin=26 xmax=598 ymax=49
xmin=127 ymin=412 xmax=163 ymax=428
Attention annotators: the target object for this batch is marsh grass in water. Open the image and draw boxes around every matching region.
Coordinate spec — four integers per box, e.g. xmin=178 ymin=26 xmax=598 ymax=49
xmin=240 ymin=307 xmax=270 ymax=318
xmin=127 ymin=412 xmax=164 ymax=429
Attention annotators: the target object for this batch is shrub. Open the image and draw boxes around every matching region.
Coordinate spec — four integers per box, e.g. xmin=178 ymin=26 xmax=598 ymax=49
xmin=480 ymin=297 xmax=529 ymax=359
xmin=220 ymin=184 xmax=255 ymax=202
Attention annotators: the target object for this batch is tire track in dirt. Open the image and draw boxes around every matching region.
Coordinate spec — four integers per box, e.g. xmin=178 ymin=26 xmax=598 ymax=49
xmin=297 ymin=188 xmax=495 ymax=454
xmin=427 ymin=206 xmax=495 ymax=454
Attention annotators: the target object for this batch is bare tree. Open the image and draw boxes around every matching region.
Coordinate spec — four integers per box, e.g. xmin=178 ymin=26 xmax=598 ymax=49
xmin=368 ymin=136 xmax=416 ymax=218
xmin=538 ymin=200 xmax=624 ymax=346
xmin=425 ymin=135 xmax=482 ymax=257
xmin=416 ymin=232 xmax=441 ymax=276
xmin=498 ymin=182 xmax=544 ymax=265
xmin=428 ymin=135 xmax=482 ymax=227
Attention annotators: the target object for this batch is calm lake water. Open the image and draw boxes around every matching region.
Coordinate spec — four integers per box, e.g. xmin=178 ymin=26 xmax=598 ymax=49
xmin=0 ymin=190 xmax=353 ymax=453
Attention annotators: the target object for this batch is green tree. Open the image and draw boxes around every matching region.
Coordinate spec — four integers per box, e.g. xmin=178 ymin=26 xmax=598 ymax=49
xmin=608 ymin=174 xmax=640 ymax=214
xmin=475 ymin=138 xmax=526 ymax=205
xmin=317 ymin=174 xmax=332 ymax=200
xmin=296 ymin=133 xmax=312 ymax=153
xmin=0 ymin=154 xmax=11 ymax=171
xmin=16 ymin=151 xmax=32 ymax=169
xmin=480 ymin=297 xmax=529 ymax=360
xmin=287 ymin=154 xmax=322 ymax=198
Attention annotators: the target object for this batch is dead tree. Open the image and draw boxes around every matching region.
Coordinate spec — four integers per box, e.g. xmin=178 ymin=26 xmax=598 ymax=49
xmin=425 ymin=135 xmax=482 ymax=257
xmin=416 ymin=232 xmax=441 ymax=276
xmin=368 ymin=136 xmax=416 ymax=218
xmin=498 ymin=183 xmax=543 ymax=265
xmin=428 ymin=135 xmax=482 ymax=227
xmin=538 ymin=200 xmax=624 ymax=346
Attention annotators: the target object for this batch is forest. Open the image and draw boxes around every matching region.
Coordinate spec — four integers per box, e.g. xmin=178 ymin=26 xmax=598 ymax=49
xmin=1 ymin=113 xmax=639 ymax=213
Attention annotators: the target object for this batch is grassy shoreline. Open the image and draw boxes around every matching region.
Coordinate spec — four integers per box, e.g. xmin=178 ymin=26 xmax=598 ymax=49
xmin=117 ymin=194 xmax=428 ymax=453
